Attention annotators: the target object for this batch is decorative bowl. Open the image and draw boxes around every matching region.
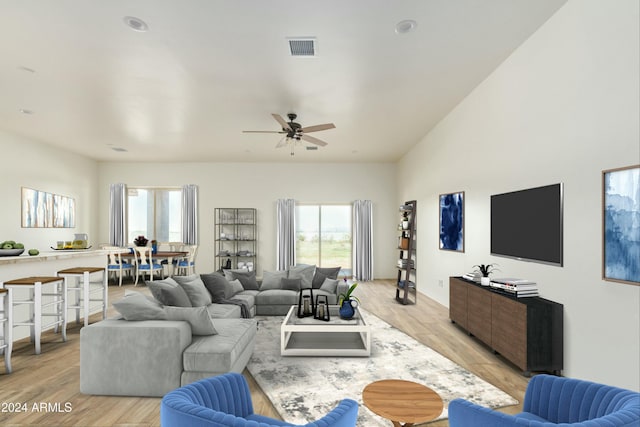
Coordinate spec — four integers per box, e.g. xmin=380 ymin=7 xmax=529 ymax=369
xmin=0 ymin=248 xmax=25 ymax=257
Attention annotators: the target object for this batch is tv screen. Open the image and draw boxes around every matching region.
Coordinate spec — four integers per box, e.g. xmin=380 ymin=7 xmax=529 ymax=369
xmin=491 ymin=183 xmax=563 ymax=266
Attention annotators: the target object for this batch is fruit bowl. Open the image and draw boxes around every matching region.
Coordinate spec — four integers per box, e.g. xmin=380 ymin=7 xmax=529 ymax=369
xmin=0 ymin=248 xmax=25 ymax=257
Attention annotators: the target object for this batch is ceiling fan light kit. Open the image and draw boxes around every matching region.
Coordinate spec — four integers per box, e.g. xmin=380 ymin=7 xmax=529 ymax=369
xmin=243 ymin=112 xmax=335 ymax=156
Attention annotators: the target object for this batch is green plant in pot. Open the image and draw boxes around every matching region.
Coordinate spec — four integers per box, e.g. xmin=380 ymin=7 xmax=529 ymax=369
xmin=338 ymin=282 xmax=360 ymax=319
xmin=473 ymin=263 xmax=499 ymax=286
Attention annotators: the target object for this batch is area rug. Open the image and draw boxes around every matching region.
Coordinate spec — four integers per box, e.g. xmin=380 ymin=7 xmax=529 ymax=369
xmin=247 ymin=309 xmax=518 ymax=426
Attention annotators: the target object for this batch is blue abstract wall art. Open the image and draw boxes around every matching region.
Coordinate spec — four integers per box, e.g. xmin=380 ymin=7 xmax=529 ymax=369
xmin=439 ymin=191 xmax=464 ymax=252
xmin=603 ymin=165 xmax=640 ymax=285
xmin=22 ymin=187 xmax=75 ymax=228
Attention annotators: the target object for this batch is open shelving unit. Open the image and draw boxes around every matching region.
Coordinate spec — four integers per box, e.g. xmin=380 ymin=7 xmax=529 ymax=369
xmin=214 ymin=208 xmax=257 ymax=272
xmin=395 ymin=200 xmax=417 ymax=305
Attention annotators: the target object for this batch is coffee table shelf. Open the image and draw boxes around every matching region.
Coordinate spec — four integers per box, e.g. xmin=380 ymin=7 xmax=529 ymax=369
xmin=280 ymin=305 xmax=371 ymax=357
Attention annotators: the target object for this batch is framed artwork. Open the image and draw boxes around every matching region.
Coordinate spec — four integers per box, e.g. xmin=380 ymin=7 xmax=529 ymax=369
xmin=602 ymin=165 xmax=640 ymax=285
xmin=21 ymin=187 xmax=75 ymax=228
xmin=439 ymin=191 xmax=464 ymax=252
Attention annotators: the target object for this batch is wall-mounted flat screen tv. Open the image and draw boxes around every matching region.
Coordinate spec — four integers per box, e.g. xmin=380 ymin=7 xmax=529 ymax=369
xmin=491 ymin=183 xmax=563 ymax=266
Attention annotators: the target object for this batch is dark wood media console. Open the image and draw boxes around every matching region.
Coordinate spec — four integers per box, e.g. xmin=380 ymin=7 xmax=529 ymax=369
xmin=449 ymin=276 xmax=563 ymax=376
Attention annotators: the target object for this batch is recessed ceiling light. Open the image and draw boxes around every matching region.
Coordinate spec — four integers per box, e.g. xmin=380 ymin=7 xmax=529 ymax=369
xmin=123 ymin=16 xmax=149 ymax=32
xmin=19 ymin=108 xmax=34 ymax=115
xmin=395 ymin=19 xmax=417 ymax=34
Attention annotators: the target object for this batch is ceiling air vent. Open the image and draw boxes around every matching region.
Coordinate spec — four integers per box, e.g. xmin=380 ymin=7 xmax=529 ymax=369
xmin=288 ymin=38 xmax=316 ymax=57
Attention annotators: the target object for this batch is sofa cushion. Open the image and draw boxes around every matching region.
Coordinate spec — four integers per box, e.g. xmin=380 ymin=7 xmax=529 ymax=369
xmin=147 ymin=277 xmax=193 ymax=307
xmin=312 ymin=266 xmax=341 ymax=288
xmin=200 ymin=272 xmax=234 ymax=302
xmin=261 ymin=270 xmax=288 ymax=291
xmin=224 ymin=269 xmax=260 ymax=290
xmin=255 ymin=289 xmax=298 ymax=306
xmin=232 ymin=292 xmax=256 ymax=309
xmin=288 ymin=264 xmax=315 ymax=289
xmin=319 ymin=278 xmax=339 ymax=294
xmin=173 ymin=275 xmax=212 ymax=307
xmin=206 ymin=303 xmax=242 ymax=319
xmin=112 ymin=293 xmax=167 ymax=321
xmin=229 ymin=279 xmax=244 ymax=295
xmin=165 ymin=306 xmax=218 ymax=335
xmin=183 ymin=319 xmax=256 ymax=373
xmin=281 ymin=277 xmax=302 ymax=292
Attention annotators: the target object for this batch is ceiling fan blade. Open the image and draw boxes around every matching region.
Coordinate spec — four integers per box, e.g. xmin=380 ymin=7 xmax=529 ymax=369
xmin=301 ymin=134 xmax=328 ymax=147
xmin=272 ymin=113 xmax=292 ymax=131
xmin=275 ymin=136 xmax=288 ymax=148
xmin=300 ymin=123 xmax=336 ymax=133
xmin=242 ymin=130 xmax=287 ymax=134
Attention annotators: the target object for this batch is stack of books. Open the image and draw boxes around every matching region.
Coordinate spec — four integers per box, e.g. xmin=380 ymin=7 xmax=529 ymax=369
xmin=490 ymin=278 xmax=539 ymax=297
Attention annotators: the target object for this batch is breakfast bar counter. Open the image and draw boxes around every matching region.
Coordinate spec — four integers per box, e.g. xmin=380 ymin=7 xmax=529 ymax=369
xmin=0 ymin=250 xmax=108 ymax=342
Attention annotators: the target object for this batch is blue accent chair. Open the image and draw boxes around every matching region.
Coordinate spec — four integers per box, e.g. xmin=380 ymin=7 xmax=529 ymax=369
xmin=449 ymin=374 xmax=640 ymax=427
xmin=161 ymin=373 xmax=359 ymax=427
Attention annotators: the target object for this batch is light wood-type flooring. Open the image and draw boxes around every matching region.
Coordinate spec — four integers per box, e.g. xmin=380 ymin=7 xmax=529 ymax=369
xmin=0 ymin=279 xmax=528 ymax=426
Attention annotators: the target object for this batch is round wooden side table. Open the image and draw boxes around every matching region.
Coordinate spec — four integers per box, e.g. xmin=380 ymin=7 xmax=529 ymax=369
xmin=363 ymin=379 xmax=444 ymax=427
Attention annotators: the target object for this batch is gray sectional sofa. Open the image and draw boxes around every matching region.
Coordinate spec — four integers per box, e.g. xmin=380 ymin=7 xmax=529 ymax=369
xmin=80 ymin=265 xmax=345 ymax=397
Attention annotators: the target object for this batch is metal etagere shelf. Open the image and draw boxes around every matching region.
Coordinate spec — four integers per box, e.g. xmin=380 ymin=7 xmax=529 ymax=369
xmin=214 ymin=208 xmax=257 ymax=272
xmin=396 ymin=200 xmax=416 ymax=305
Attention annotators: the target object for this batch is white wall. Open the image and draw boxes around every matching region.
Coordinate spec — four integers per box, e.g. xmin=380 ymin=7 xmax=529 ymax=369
xmin=0 ymin=130 xmax=99 ymax=256
xmin=397 ymin=0 xmax=639 ymax=390
xmin=97 ymin=161 xmax=398 ymax=279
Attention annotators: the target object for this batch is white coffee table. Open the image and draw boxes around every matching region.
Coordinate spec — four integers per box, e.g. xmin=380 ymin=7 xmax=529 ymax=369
xmin=280 ymin=305 xmax=371 ymax=357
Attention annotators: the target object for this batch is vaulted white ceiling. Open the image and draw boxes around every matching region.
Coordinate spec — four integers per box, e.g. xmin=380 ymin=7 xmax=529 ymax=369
xmin=0 ymin=0 xmax=567 ymax=163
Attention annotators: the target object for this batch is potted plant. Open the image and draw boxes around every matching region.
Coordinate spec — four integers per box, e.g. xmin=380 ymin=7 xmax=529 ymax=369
xmin=134 ymin=235 xmax=149 ymax=247
xmin=473 ymin=263 xmax=499 ymax=286
xmin=338 ymin=282 xmax=360 ymax=320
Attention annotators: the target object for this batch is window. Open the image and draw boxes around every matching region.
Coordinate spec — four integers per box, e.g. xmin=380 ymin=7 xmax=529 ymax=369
xmin=296 ymin=204 xmax=352 ymax=276
xmin=128 ymin=188 xmax=182 ymax=243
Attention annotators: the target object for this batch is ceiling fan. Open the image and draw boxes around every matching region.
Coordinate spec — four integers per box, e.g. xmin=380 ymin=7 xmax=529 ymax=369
xmin=243 ymin=113 xmax=335 ymax=155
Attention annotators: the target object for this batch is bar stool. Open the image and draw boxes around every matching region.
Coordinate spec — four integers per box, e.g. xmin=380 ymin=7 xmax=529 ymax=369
xmin=0 ymin=288 xmax=12 ymax=373
xmin=57 ymin=267 xmax=107 ymax=327
xmin=2 ymin=277 xmax=67 ymax=355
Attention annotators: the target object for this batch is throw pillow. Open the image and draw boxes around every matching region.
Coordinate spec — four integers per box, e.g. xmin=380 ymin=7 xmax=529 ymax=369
xmin=223 ymin=268 xmax=247 ymax=282
xmin=146 ymin=277 xmax=193 ymax=307
xmin=281 ymin=277 xmax=302 ymax=292
xmin=113 ymin=293 xmax=167 ymax=321
xmin=224 ymin=269 xmax=259 ymax=290
xmin=173 ymin=274 xmax=212 ymax=307
xmin=312 ymin=266 xmax=341 ymax=288
xmin=164 ymin=306 xmax=218 ymax=336
xmin=229 ymin=279 xmax=244 ymax=295
xmin=200 ymin=272 xmax=234 ymax=302
xmin=319 ymin=278 xmax=339 ymax=294
xmin=288 ymin=264 xmax=315 ymax=289
xmin=261 ymin=270 xmax=288 ymax=291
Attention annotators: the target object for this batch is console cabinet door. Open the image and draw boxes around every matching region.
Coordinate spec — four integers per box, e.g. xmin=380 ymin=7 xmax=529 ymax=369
xmin=467 ymin=285 xmax=491 ymax=344
xmin=491 ymin=294 xmax=527 ymax=371
xmin=449 ymin=278 xmax=468 ymax=329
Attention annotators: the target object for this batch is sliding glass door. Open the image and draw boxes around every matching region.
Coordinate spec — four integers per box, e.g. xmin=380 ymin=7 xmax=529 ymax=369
xmin=296 ymin=204 xmax=352 ymax=276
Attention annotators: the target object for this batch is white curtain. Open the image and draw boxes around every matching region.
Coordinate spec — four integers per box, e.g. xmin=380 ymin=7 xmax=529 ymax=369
xmin=276 ymin=199 xmax=296 ymax=270
xmin=353 ymin=200 xmax=374 ymax=281
xmin=109 ymin=183 xmax=127 ymax=247
xmin=182 ymin=184 xmax=198 ymax=245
